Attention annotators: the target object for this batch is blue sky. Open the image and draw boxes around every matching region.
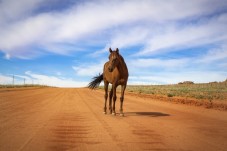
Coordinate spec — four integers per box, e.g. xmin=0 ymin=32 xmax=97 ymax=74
xmin=0 ymin=0 xmax=227 ymax=87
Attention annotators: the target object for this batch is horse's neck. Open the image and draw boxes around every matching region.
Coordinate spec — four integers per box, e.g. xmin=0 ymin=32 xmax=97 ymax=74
xmin=117 ymin=56 xmax=128 ymax=77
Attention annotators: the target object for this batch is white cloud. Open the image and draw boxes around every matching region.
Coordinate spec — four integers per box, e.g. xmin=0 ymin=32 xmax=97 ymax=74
xmin=0 ymin=0 xmax=45 ymax=25
xmin=4 ymin=53 xmax=11 ymax=60
xmin=0 ymin=72 xmax=87 ymax=87
xmin=137 ymin=13 xmax=227 ymax=56
xmin=72 ymin=62 xmax=104 ymax=76
xmin=14 ymin=74 xmax=31 ymax=80
xmin=91 ymin=47 xmax=110 ymax=57
xmin=127 ymin=53 xmax=227 ymax=84
xmin=0 ymin=74 xmax=13 ymax=84
xmin=0 ymin=74 xmax=29 ymax=85
xmin=198 ymin=44 xmax=227 ymax=63
xmin=56 ymin=72 xmax=62 ymax=76
xmin=129 ymin=71 xmax=227 ymax=84
xmin=1 ymin=0 xmax=227 ymax=85
xmin=108 ymin=27 xmax=149 ymax=49
xmin=1 ymin=0 xmax=227 ymax=59
xmin=25 ymin=71 xmax=87 ymax=87
xmin=129 ymin=58 xmax=189 ymax=69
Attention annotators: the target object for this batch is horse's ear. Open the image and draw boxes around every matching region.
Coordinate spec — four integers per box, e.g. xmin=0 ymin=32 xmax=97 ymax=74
xmin=116 ymin=48 xmax=119 ymax=54
xmin=109 ymin=48 xmax=112 ymax=53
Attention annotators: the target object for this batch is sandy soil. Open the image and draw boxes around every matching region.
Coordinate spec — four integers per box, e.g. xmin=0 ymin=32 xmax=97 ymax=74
xmin=0 ymin=87 xmax=227 ymax=151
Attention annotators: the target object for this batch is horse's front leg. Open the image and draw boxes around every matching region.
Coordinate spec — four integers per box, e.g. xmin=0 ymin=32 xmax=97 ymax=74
xmin=120 ymin=84 xmax=126 ymax=116
xmin=109 ymin=88 xmax=113 ymax=114
xmin=112 ymin=85 xmax=117 ymax=116
xmin=103 ymin=81 xmax=109 ymax=114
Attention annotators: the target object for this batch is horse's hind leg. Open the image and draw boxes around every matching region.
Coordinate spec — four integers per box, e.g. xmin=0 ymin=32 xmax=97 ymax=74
xmin=103 ymin=81 xmax=109 ymax=114
xmin=109 ymin=88 xmax=113 ymax=114
xmin=120 ymin=85 xmax=126 ymax=116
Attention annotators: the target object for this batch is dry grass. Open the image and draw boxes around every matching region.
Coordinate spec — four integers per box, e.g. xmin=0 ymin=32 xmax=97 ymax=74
xmin=126 ymin=81 xmax=227 ymax=101
xmin=0 ymin=84 xmax=49 ymax=88
xmin=98 ymin=81 xmax=227 ymax=110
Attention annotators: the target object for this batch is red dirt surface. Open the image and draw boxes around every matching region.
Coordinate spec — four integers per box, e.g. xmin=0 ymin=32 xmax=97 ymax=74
xmin=0 ymin=88 xmax=227 ymax=151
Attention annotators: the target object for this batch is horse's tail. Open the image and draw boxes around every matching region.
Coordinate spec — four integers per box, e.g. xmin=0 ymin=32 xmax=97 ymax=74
xmin=88 ymin=73 xmax=103 ymax=89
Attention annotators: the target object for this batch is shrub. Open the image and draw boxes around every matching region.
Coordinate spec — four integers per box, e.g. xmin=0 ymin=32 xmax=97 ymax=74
xmin=178 ymin=81 xmax=194 ymax=85
xmin=167 ymin=93 xmax=174 ymax=97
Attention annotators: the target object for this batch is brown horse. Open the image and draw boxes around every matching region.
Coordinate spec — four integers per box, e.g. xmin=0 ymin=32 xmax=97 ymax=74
xmin=88 ymin=48 xmax=129 ymax=116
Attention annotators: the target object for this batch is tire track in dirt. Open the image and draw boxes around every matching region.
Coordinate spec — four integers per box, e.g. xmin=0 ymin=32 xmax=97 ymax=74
xmin=87 ymin=89 xmax=227 ymax=151
xmin=0 ymin=87 xmax=45 ymax=93
xmin=44 ymin=89 xmax=123 ymax=151
xmin=77 ymin=89 xmax=169 ymax=151
xmin=47 ymin=114 xmax=93 ymax=151
xmin=46 ymin=89 xmax=97 ymax=151
xmin=1 ymin=88 xmax=227 ymax=151
xmin=76 ymin=89 xmax=124 ymax=151
xmin=0 ymin=88 xmax=63 ymax=135
xmin=17 ymin=89 xmax=67 ymax=151
xmin=0 ymin=88 xmax=59 ymax=120
xmin=0 ymin=88 xmax=66 ymax=151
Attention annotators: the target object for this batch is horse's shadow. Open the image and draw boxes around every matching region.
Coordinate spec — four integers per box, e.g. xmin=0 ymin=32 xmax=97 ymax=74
xmin=125 ymin=112 xmax=170 ymax=117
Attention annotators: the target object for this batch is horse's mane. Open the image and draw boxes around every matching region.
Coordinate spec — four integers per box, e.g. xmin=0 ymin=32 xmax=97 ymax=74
xmin=118 ymin=54 xmax=127 ymax=69
xmin=117 ymin=54 xmax=128 ymax=78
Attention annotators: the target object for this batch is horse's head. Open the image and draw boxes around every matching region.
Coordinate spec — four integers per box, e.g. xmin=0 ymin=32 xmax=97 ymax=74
xmin=108 ymin=48 xmax=120 ymax=72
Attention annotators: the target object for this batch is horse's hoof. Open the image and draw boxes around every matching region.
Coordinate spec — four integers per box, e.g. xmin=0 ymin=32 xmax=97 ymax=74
xmin=112 ymin=112 xmax=116 ymax=116
xmin=103 ymin=112 xmax=107 ymax=114
xmin=120 ymin=113 xmax=124 ymax=117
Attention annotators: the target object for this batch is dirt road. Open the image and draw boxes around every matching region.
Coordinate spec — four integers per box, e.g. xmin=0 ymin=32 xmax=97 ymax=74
xmin=0 ymin=88 xmax=227 ymax=151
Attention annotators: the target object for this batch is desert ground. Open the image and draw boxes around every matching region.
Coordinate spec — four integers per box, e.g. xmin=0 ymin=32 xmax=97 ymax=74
xmin=0 ymin=87 xmax=227 ymax=151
